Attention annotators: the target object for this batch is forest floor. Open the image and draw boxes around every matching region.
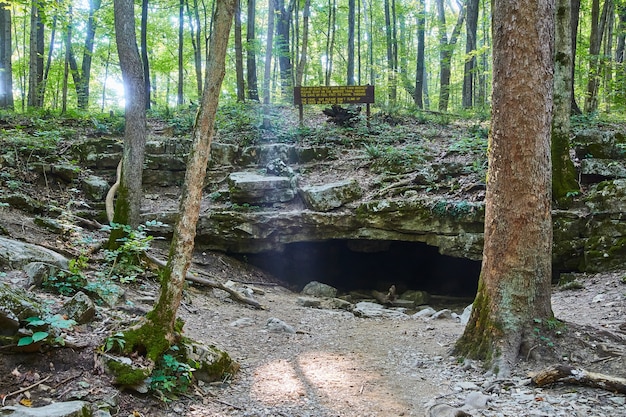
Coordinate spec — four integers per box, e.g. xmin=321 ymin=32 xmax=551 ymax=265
xmin=0 ymin=109 xmax=625 ymax=416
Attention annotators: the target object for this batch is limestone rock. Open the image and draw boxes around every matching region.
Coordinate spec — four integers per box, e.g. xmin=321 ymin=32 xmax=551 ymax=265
xmin=265 ymin=317 xmax=296 ymax=333
xmin=0 ymin=237 xmax=69 ymax=269
xmin=353 ymin=301 xmax=408 ymax=319
xmin=0 ymin=400 xmax=91 ymax=417
xmin=60 ymin=291 xmax=96 ymax=324
xmin=296 ymin=296 xmax=322 ymax=308
xmin=82 ymin=175 xmax=110 ymax=201
xmin=0 ymin=282 xmax=43 ymax=336
xmin=228 ymin=172 xmax=297 ymax=204
xmin=400 ymin=290 xmax=430 ymax=306
xmin=184 ymin=340 xmax=239 ymax=382
xmin=23 ymin=262 xmax=59 ymax=287
xmin=298 ymin=179 xmax=362 ymax=211
xmin=301 ymin=281 xmax=338 ymax=298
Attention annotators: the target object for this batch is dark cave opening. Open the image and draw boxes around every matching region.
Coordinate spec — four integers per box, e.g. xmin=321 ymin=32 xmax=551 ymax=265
xmin=238 ymin=240 xmax=481 ymax=298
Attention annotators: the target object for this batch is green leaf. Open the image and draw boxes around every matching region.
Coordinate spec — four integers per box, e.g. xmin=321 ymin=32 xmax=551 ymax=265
xmin=17 ymin=336 xmax=34 ymax=346
xmin=32 ymin=332 xmax=49 ymax=342
xmin=25 ymin=317 xmax=46 ymax=326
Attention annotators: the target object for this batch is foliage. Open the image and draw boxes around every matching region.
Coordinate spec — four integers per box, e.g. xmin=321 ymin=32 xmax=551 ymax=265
xmin=365 ymin=143 xmax=427 ymax=173
xmin=43 ymin=255 xmax=89 ymax=296
xmin=103 ymin=332 xmax=126 ymax=353
xmin=100 ymin=221 xmax=165 ymax=284
xmin=150 ymin=346 xmax=195 ymax=401
xmin=17 ymin=315 xmax=77 ymax=347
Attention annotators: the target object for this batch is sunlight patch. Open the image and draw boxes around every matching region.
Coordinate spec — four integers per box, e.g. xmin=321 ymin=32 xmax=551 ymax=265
xmin=251 ymin=359 xmax=306 ymax=405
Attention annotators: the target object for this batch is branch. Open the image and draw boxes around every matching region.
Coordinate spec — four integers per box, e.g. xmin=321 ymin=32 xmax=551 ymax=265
xmin=142 ymin=253 xmax=264 ymax=310
xmin=531 ymin=365 xmax=626 ymax=394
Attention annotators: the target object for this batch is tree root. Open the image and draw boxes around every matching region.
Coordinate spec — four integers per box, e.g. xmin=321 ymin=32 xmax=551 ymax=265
xmin=531 ymin=365 xmax=626 ymax=394
xmin=142 ymin=253 xmax=264 ymax=310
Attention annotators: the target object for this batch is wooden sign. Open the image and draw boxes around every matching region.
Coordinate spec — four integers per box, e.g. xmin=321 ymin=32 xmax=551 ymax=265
xmin=294 ymin=85 xmax=375 ymax=105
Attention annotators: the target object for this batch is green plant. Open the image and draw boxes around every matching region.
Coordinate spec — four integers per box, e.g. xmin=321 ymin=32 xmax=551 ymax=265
xmin=150 ymin=346 xmax=195 ymax=401
xmin=103 ymin=332 xmax=126 ymax=353
xmin=43 ymin=255 xmax=89 ymax=295
xmin=101 ymin=220 xmax=165 ymax=283
xmin=18 ymin=315 xmax=77 ymax=347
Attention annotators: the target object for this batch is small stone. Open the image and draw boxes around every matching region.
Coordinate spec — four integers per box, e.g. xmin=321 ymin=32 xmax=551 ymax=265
xmin=432 ymin=309 xmax=452 ymax=319
xmin=230 ymin=317 xmax=255 ymax=327
xmin=301 ymin=281 xmax=338 ymax=298
xmin=464 ymin=391 xmax=489 ymax=409
xmin=266 ymin=317 xmax=296 ymax=333
xmin=412 ymin=307 xmax=436 ymax=319
xmin=296 ymin=296 xmax=322 ymax=308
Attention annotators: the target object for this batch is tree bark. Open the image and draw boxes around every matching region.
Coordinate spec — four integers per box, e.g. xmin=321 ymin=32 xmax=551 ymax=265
xmin=585 ymin=0 xmax=611 ymax=113
xmin=462 ymin=0 xmax=479 ymax=108
xmin=234 ymin=0 xmax=245 ymax=101
xmin=0 ymin=2 xmax=13 ymax=109
xmin=275 ymin=0 xmax=292 ymax=96
xmin=295 ymin=0 xmax=310 ymax=87
xmin=570 ymin=0 xmax=582 ymax=114
xmin=141 ymin=0 xmax=151 ymax=109
xmin=414 ymin=0 xmax=425 ymax=108
xmin=552 ymin=0 xmax=579 ymax=206
xmin=110 ymin=0 xmax=147 ymax=232
xmin=436 ymin=0 xmax=466 ymax=112
xmin=262 ymin=0 xmax=275 ymax=128
xmin=27 ymin=0 xmax=44 ymax=108
xmin=455 ymin=0 xmax=554 ymax=377
xmin=384 ymin=0 xmax=396 ymax=103
xmin=347 ymin=0 xmax=355 ymax=85
xmin=147 ymin=0 xmax=236 ymax=350
xmin=177 ymin=0 xmax=184 ymax=106
xmin=246 ymin=0 xmax=259 ymax=101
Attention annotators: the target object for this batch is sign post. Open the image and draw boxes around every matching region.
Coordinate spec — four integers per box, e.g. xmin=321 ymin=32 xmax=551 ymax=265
xmin=293 ymin=85 xmax=375 ymax=127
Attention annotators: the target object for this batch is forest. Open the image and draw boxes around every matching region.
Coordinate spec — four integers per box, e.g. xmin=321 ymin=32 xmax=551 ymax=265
xmin=0 ymin=0 xmax=624 ymax=116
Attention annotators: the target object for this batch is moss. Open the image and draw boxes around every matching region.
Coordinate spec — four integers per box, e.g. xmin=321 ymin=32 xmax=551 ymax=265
xmin=105 ymin=357 xmax=152 ymax=386
xmin=119 ymin=320 xmax=173 ymax=362
xmin=551 ymin=130 xmax=579 ymax=207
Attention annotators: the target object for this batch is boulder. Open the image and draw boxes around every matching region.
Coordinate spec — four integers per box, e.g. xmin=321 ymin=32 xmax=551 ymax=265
xmin=298 ymin=179 xmax=363 ymax=211
xmin=82 ymin=175 xmax=110 ymax=201
xmin=301 ymin=281 xmax=338 ymax=298
xmin=184 ymin=340 xmax=239 ymax=383
xmin=0 ymin=282 xmax=43 ymax=336
xmin=228 ymin=172 xmax=297 ymax=204
xmin=60 ymin=291 xmax=96 ymax=325
xmin=0 ymin=400 xmax=91 ymax=417
xmin=24 ymin=262 xmax=61 ymax=288
xmin=581 ymin=159 xmax=626 ymax=181
xmin=0 ymin=237 xmax=69 ymax=269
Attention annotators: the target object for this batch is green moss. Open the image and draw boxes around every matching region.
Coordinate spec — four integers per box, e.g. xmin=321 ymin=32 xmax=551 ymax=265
xmin=551 ymin=130 xmax=579 ymax=207
xmin=105 ymin=357 xmax=152 ymax=386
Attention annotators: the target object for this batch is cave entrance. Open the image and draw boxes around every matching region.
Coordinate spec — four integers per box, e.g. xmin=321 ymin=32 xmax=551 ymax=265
xmin=238 ymin=240 xmax=481 ymax=298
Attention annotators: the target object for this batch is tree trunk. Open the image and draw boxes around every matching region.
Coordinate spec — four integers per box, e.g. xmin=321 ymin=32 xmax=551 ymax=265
xmin=110 ymin=0 xmax=147 ymax=233
xmin=262 ymin=0 xmax=275 ymax=128
xmin=0 ymin=2 xmax=13 ymax=109
xmin=571 ymin=0 xmax=582 ymax=114
xmin=436 ymin=0 xmax=466 ymax=112
xmin=295 ymin=0 xmax=310 ymax=87
xmin=552 ymin=0 xmax=579 ymax=206
xmin=585 ymin=0 xmax=611 ymax=113
xmin=414 ymin=0 xmax=425 ymax=108
xmin=142 ymin=0 xmax=235 ymax=355
xmin=602 ymin=2 xmax=614 ymax=112
xmin=462 ymin=0 xmax=479 ymax=108
xmin=384 ymin=0 xmax=396 ymax=103
xmin=177 ymin=0 xmax=184 ymax=106
xmin=324 ymin=0 xmax=335 ymax=86
xmin=455 ymin=0 xmax=554 ymax=377
xmin=234 ymin=0 xmax=245 ymax=101
xmin=186 ymin=0 xmax=203 ymax=100
xmin=27 ymin=0 xmax=44 ymax=108
xmin=61 ymin=5 xmax=71 ymax=114
xmin=141 ymin=0 xmax=151 ymax=109
xmin=347 ymin=0 xmax=355 ymax=85
xmin=246 ymin=0 xmax=259 ymax=100
xmin=275 ymin=0 xmax=292 ymax=96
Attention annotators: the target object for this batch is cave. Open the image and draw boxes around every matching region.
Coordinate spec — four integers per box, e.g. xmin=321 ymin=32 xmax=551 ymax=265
xmin=236 ymin=240 xmax=481 ymax=298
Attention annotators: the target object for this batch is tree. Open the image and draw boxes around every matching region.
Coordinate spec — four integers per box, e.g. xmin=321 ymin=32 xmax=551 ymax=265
xmin=454 ymin=0 xmax=554 ymax=376
xmin=585 ymin=0 xmax=611 ymax=113
xmin=0 ymin=2 xmax=13 ymax=109
xmin=110 ymin=0 xmax=147 ymax=233
xmin=186 ymin=0 xmax=203 ymax=100
xmin=347 ymin=0 xmax=355 ymax=85
xmin=462 ymin=0 xmax=479 ymax=108
xmin=571 ymin=0 xmax=582 ymax=114
xmin=234 ymin=0 xmax=244 ymax=101
xmin=27 ymin=0 xmax=45 ymax=108
xmin=141 ymin=0 xmax=151 ymax=109
xmin=436 ymin=0 xmax=466 ymax=112
xmin=262 ymin=0 xmax=274 ymax=128
xmin=414 ymin=0 xmax=426 ymax=108
xmin=177 ymin=0 xmax=184 ymax=106
xmin=295 ymin=0 xmax=310 ymax=87
xmin=246 ymin=0 xmax=259 ymax=100
xmin=275 ymin=0 xmax=292 ymax=95
xmin=384 ymin=0 xmax=397 ymax=103
xmin=119 ymin=0 xmax=236 ymax=363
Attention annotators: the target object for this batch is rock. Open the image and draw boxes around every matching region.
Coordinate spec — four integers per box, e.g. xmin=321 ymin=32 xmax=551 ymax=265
xmin=400 ymin=290 xmax=430 ymax=306
xmin=228 ymin=172 xmax=297 ymax=204
xmin=412 ymin=307 xmax=436 ymax=319
xmin=298 ymin=179 xmax=362 ymax=211
xmin=426 ymin=403 xmax=472 ymax=417
xmin=320 ymin=297 xmax=353 ymax=311
xmin=266 ymin=159 xmax=294 ymax=177
xmin=265 ymin=317 xmax=296 ymax=333
xmin=432 ymin=309 xmax=452 ymax=319
xmin=0 ymin=282 xmax=43 ymax=336
xmin=229 ymin=317 xmax=255 ymax=327
xmin=296 ymin=296 xmax=322 ymax=308
xmin=353 ymin=301 xmax=408 ymax=319
xmin=390 ymin=299 xmax=416 ymax=309
xmin=184 ymin=340 xmax=239 ymax=382
xmin=88 ymin=280 xmax=124 ymax=307
xmin=23 ymin=262 xmax=60 ymax=287
xmin=0 ymin=193 xmax=46 ymax=213
xmin=0 ymin=400 xmax=91 ymax=417
xmin=98 ymin=352 xmax=153 ymax=390
xmin=573 ymin=129 xmax=624 ymax=160
xmin=581 ymin=159 xmax=626 ymax=181
xmin=301 ymin=281 xmax=337 ymax=298
xmin=464 ymin=391 xmax=490 ymax=409
xmin=0 ymin=237 xmax=69 ymax=269
xmin=60 ymin=291 xmax=96 ymax=324
xmin=459 ymin=305 xmax=472 ymax=325
xmin=82 ymin=175 xmax=110 ymax=201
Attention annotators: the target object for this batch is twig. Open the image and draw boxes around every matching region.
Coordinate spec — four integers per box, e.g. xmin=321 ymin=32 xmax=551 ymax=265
xmin=2 ymin=375 xmax=52 ymax=406
xmin=211 ymin=398 xmax=242 ymax=410
xmin=53 ymin=372 xmax=83 ymax=389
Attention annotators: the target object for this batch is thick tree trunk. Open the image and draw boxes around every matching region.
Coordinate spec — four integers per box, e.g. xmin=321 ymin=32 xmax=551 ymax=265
xmin=0 ymin=2 xmax=13 ymax=109
xmin=455 ymin=0 xmax=554 ymax=377
xmin=246 ymin=0 xmax=259 ymax=101
xmin=462 ymin=0 xmax=479 ymax=108
xmin=552 ymin=0 xmax=579 ymax=205
xmin=148 ymin=0 xmax=235 ymax=348
xmin=111 ymin=0 xmax=147 ymax=231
